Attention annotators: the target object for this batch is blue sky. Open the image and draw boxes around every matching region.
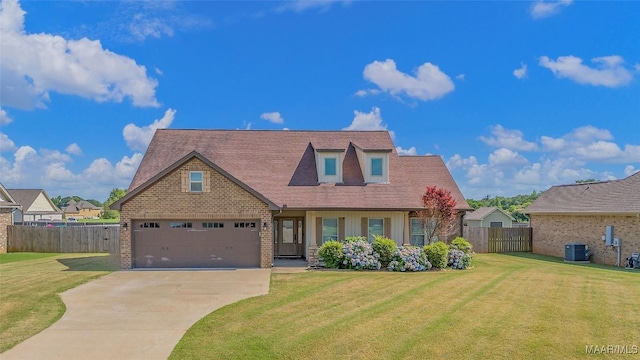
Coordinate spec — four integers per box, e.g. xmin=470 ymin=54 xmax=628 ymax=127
xmin=1 ymin=0 xmax=638 ymax=202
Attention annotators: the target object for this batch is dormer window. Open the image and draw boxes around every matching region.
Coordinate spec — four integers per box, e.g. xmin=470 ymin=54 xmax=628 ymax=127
xmin=316 ymin=150 xmax=343 ymax=183
xmin=364 ymin=153 xmax=389 ymax=183
xmin=371 ymin=157 xmax=383 ymax=177
xmin=324 ymin=158 xmax=337 ymax=176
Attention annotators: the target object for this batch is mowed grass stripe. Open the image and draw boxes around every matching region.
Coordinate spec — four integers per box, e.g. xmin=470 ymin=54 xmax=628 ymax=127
xmin=171 ymin=254 xmax=640 ymax=359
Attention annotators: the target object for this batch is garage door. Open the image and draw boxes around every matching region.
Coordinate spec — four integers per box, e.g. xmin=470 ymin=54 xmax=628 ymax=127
xmin=132 ymin=220 xmax=261 ymax=268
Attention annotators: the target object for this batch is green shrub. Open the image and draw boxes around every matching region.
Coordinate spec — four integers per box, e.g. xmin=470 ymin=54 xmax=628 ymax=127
xmin=424 ymin=242 xmax=448 ymax=269
xmin=318 ymin=241 xmax=343 ymax=268
xmin=343 ymin=236 xmax=368 ymax=243
xmin=450 ymin=237 xmax=473 ymax=254
xmin=372 ymin=236 xmax=397 ymax=267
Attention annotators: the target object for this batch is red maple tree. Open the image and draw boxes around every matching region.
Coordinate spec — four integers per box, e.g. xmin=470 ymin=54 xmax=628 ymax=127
xmin=420 ymin=186 xmax=458 ymax=244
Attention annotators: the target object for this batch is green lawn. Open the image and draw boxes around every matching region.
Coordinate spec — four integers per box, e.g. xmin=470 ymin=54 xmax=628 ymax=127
xmin=171 ymin=254 xmax=640 ymax=360
xmin=0 ymin=253 xmax=116 ymax=352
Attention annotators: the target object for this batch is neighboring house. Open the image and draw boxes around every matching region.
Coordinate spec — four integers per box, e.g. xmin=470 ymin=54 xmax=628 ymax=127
xmin=6 ymin=189 xmax=63 ymax=223
xmin=464 ymin=207 xmax=515 ymax=228
xmin=525 ymin=172 xmax=640 ymax=266
xmin=62 ymin=199 xmax=103 ymax=219
xmin=0 ymin=183 xmax=21 ymax=253
xmin=111 ymin=130 xmax=471 ymax=269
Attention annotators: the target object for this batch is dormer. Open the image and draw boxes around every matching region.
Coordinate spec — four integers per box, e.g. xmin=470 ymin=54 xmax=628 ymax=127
xmin=315 ymin=148 xmax=345 ymax=183
xmin=353 ymin=145 xmax=391 ymax=184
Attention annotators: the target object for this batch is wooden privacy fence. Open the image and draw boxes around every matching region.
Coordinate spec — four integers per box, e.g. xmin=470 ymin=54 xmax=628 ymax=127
xmin=7 ymin=225 xmax=119 ymax=253
xmin=463 ymin=227 xmax=532 ymax=253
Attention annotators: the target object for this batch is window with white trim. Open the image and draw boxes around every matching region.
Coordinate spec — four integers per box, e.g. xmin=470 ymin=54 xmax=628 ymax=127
xmin=322 ymin=218 xmax=338 ymax=243
xmin=368 ymin=218 xmax=384 ymax=242
xmin=410 ymin=218 xmax=425 ymax=246
xmin=190 ymin=171 xmax=203 ymax=192
xmin=490 ymin=221 xmax=503 ymax=228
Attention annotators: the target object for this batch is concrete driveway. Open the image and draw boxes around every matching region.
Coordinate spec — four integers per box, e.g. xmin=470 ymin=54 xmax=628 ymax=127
xmin=2 ymin=269 xmax=271 ymax=360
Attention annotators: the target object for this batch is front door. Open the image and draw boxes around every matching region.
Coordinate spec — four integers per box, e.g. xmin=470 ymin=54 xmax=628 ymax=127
xmin=275 ymin=218 xmax=304 ymax=257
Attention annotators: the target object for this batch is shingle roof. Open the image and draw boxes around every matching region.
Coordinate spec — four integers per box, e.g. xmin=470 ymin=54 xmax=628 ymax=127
xmin=123 ymin=129 xmax=471 ymax=211
xmin=465 ymin=206 xmax=514 ymax=221
xmin=6 ymin=189 xmax=61 ymax=213
xmin=0 ymin=183 xmax=20 ymax=208
xmin=525 ymin=172 xmax=640 ymax=214
xmin=63 ymin=200 xmax=102 ymax=212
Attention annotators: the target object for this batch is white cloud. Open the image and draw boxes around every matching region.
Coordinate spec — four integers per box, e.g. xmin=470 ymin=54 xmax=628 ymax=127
xmin=488 ymin=148 xmax=529 ymax=167
xmin=277 ymin=0 xmax=351 ymax=13
xmin=0 ymin=0 xmax=159 ymax=109
xmin=539 ymin=55 xmax=634 ymax=87
xmin=455 ymin=74 xmax=465 ymax=80
xmin=479 ymin=125 xmax=538 ymax=151
xmin=65 ymin=143 xmax=83 ymax=156
xmin=260 ymin=111 xmax=284 ymax=124
xmin=396 ymin=146 xmax=418 ymax=156
xmin=540 ymin=126 xmax=639 ymax=163
xmin=128 ymin=13 xmax=174 ymax=41
xmin=624 ymin=165 xmax=638 ymax=176
xmin=449 ymin=124 xmax=640 ymax=198
xmin=0 ymin=132 xmax=16 ymax=152
xmin=360 ymin=59 xmax=455 ymax=101
xmin=530 ymin=0 xmax=572 ymax=19
xmin=0 ymin=141 xmax=143 ymax=200
xmin=123 ymin=108 xmax=176 ymax=152
xmin=0 ymin=108 xmax=12 ymax=125
xmin=513 ymin=63 xmax=528 ymax=79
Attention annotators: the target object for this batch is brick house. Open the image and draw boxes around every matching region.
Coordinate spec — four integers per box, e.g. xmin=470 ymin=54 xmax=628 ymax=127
xmin=0 ymin=183 xmax=21 ymax=253
xmin=525 ymin=172 xmax=640 ymax=266
xmin=111 ymin=130 xmax=470 ymax=269
xmin=62 ymin=199 xmax=103 ymax=219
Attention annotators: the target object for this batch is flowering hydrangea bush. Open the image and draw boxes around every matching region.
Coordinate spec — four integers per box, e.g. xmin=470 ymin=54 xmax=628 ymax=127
xmin=388 ymin=246 xmax=432 ymax=272
xmin=342 ymin=240 xmax=381 ymax=270
xmin=447 ymin=248 xmax=472 ymax=269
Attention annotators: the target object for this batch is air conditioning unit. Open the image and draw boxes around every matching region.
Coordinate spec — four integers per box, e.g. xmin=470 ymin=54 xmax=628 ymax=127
xmin=565 ymin=243 xmax=588 ymax=261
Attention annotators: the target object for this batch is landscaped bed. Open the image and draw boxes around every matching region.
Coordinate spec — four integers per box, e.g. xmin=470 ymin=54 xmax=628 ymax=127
xmin=171 ymin=253 xmax=640 ymax=359
xmin=0 ymin=253 xmax=116 ymax=352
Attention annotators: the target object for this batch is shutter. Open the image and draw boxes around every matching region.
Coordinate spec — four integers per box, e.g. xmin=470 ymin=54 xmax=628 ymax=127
xmin=181 ymin=171 xmax=189 ymax=192
xmin=203 ymin=171 xmax=211 ymax=192
xmin=338 ymin=217 xmax=345 ymax=241
xmin=384 ymin=217 xmax=391 ymax=239
xmin=361 ymin=217 xmax=368 ymax=238
xmin=316 ymin=217 xmax=323 ymax=246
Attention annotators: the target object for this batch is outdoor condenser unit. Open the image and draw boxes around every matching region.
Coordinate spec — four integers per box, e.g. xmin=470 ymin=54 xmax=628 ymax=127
xmin=565 ymin=243 xmax=588 ymax=261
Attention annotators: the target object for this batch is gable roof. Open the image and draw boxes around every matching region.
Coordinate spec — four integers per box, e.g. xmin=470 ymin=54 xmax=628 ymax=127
xmin=465 ymin=206 xmax=514 ymax=221
xmin=62 ymin=200 xmax=102 ymax=212
xmin=6 ymin=189 xmax=61 ymax=213
xmin=112 ymin=151 xmax=280 ymax=211
xmin=525 ymin=172 xmax=640 ymax=215
xmin=0 ymin=183 xmax=20 ymax=209
xmin=118 ymin=129 xmax=470 ymax=211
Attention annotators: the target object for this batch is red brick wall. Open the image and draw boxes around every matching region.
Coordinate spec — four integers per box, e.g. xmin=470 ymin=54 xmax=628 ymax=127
xmin=119 ymin=157 xmax=273 ymax=269
xmin=531 ymin=214 xmax=640 ymax=266
xmin=0 ymin=209 xmax=12 ymax=253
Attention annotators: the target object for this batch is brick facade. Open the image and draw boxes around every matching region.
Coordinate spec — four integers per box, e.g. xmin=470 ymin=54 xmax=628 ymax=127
xmin=0 ymin=209 xmax=12 ymax=253
xmin=119 ymin=157 xmax=273 ymax=269
xmin=531 ymin=214 xmax=640 ymax=266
